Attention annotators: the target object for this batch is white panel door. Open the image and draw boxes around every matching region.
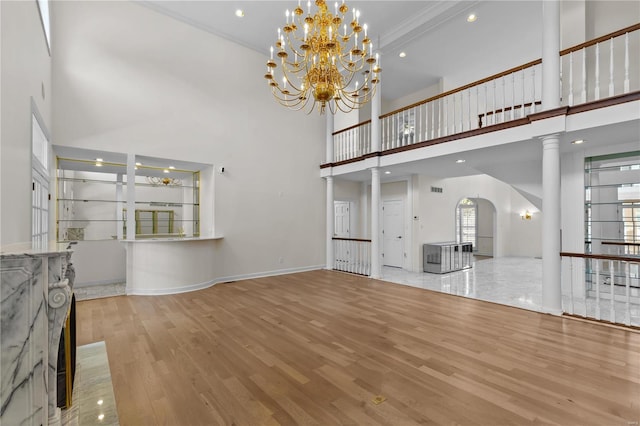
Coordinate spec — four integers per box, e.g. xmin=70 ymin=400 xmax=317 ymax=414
xmin=383 ymin=200 xmax=404 ymax=267
xmin=334 ymin=201 xmax=350 ymax=238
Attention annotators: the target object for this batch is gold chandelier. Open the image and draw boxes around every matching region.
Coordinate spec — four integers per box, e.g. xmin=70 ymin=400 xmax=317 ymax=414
xmin=264 ymin=0 xmax=381 ymax=114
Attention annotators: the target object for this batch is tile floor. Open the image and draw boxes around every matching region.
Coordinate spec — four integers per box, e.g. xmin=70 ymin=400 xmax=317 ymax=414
xmin=61 ymin=342 xmax=119 ymax=426
xmin=380 ymin=256 xmax=640 ymax=327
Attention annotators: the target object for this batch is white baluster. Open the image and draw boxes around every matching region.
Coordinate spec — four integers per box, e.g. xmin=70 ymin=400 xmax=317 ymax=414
xmin=382 ymin=117 xmax=387 ymax=150
xmin=594 ymin=43 xmax=600 ymax=101
xmin=451 ymin=95 xmax=456 ymax=133
xmin=531 ymin=67 xmax=536 ymax=114
xmin=595 ymin=260 xmax=601 ymax=320
xmin=477 ymin=85 xmax=481 ymax=127
xmin=609 ymin=37 xmax=614 ymax=97
xmin=444 ymin=97 xmax=448 ymax=136
xmin=467 ymin=88 xmax=471 ymax=131
xmin=492 ymin=80 xmax=496 ymax=125
xmin=430 ymin=102 xmax=435 ymax=139
xmin=624 ymin=32 xmax=630 ymax=93
xmin=625 ymin=262 xmax=631 ymax=326
xmin=438 ymin=98 xmax=442 ymax=138
xmin=568 ymin=51 xmax=574 ymax=106
xmin=460 ymin=91 xmax=464 ymax=131
xmin=511 ymin=73 xmax=515 ymax=120
xmin=581 ymin=47 xmax=587 ymax=103
xmin=521 ymin=69 xmax=526 ymax=118
xmin=500 ymin=76 xmax=507 ymax=123
xmin=569 ymin=257 xmax=574 ymax=315
xmin=485 ymin=83 xmax=489 ymax=123
xmin=609 ymin=259 xmax=615 ymax=323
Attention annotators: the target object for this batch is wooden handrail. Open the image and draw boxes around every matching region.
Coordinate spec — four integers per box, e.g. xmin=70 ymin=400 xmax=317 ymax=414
xmin=559 ymin=23 xmax=640 ymax=56
xmin=375 ymin=23 xmax=640 ymax=122
xmin=332 ymin=237 xmax=372 ymax=243
xmin=601 ymin=241 xmax=640 ymax=247
xmin=560 ymin=252 xmax=640 ymax=263
xmin=332 ymin=120 xmax=372 ymax=136
xmin=379 ymin=59 xmax=543 ymax=119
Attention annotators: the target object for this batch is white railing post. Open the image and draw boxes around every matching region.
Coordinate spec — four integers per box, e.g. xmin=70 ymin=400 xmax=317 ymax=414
xmin=568 ymin=51 xmax=574 ymax=106
xmin=326 ymin=176 xmax=334 ymax=270
xmin=371 ymin=167 xmax=381 ymax=279
xmin=625 ymin=262 xmax=631 ymax=326
xmin=581 ymin=48 xmax=587 ymax=103
xmin=609 ymin=259 xmax=615 ymax=323
xmin=594 ymin=43 xmax=601 ymax=101
xmin=624 ymin=32 xmax=630 ymax=93
xmin=609 ymin=37 xmax=615 ymax=97
xmin=595 ymin=260 xmax=601 ymax=320
xmin=569 ymin=257 xmax=575 ymax=315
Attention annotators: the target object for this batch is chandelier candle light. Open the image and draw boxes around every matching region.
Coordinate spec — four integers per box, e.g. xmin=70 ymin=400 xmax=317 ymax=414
xmin=264 ymin=0 xmax=381 ymax=114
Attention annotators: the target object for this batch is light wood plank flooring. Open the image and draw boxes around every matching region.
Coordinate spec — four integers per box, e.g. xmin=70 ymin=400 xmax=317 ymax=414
xmin=76 ymin=270 xmax=640 ymax=425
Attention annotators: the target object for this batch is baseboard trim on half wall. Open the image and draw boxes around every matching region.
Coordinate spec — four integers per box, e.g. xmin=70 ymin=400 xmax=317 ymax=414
xmin=126 ymin=264 xmax=325 ymax=296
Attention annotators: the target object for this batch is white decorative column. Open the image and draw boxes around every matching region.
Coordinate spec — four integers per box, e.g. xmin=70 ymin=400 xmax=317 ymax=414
xmin=542 ymin=0 xmax=560 ymax=110
xmin=326 ymin=176 xmax=334 ymax=270
xmin=542 ymin=135 xmax=562 ymax=314
xmin=371 ymin=167 xmax=381 ymax=278
xmin=540 ymin=0 xmax=562 ymax=315
xmin=326 ymin=111 xmax=334 ymax=164
xmin=371 ymin=55 xmax=382 ymax=153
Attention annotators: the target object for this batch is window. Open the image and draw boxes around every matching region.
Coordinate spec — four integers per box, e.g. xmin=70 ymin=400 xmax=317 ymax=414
xmin=36 ymin=0 xmax=51 ymax=52
xmin=585 ymin=151 xmax=640 ymax=252
xmin=456 ymin=198 xmax=476 ymax=249
xmin=32 ymin=112 xmax=50 ymax=247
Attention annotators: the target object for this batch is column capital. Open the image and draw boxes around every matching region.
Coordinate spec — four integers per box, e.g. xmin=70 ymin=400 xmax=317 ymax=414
xmin=539 ymin=133 xmax=561 ymax=143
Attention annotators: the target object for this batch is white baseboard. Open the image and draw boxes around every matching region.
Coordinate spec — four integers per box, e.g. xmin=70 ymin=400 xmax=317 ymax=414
xmin=127 ymin=279 xmax=217 ymax=296
xmin=126 ymin=265 xmax=325 ymax=296
xmin=213 ymin=264 xmax=325 ymax=285
xmin=75 ymin=278 xmax=126 ymax=288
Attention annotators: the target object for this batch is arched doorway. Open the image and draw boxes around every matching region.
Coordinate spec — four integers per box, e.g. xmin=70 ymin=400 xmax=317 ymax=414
xmin=455 ymin=197 xmax=496 ymax=257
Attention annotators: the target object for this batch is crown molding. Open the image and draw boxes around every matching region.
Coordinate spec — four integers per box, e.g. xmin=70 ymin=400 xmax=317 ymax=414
xmin=379 ymin=1 xmax=480 ymax=53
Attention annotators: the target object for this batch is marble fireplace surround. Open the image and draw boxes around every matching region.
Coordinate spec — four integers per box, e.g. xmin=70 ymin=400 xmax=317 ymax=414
xmin=1 ymin=244 xmax=75 ymax=426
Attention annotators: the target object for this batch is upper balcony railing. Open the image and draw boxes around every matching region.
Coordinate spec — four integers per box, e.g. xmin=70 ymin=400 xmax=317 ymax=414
xmin=331 ymin=23 xmax=640 ymax=165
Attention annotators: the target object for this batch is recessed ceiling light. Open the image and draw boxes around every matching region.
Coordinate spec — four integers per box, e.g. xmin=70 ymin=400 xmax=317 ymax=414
xmin=135 ymin=162 xmax=142 ymax=166
xmin=96 ymin=158 xmax=103 ymax=162
xmin=235 ymin=9 xmax=244 ymax=18
xmin=456 ymin=159 xmax=466 ymax=164
xmin=384 ymin=171 xmax=391 ymax=174
xmin=399 ymin=52 xmax=406 ymax=58
xmin=97 ymin=399 xmax=104 ymax=406
xmin=169 ymin=166 xmax=175 ymax=169
xmin=163 ymin=169 xmax=170 ymax=173
xmin=571 ymin=139 xmax=585 ymax=145
xmin=98 ymin=414 xmax=105 ymax=421
xmin=467 ymin=13 xmax=477 ymax=23
xmin=95 ymin=162 xmax=102 ymax=167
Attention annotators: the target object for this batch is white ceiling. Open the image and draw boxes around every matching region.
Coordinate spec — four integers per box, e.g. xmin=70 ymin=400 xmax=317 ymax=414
xmin=139 ymin=0 xmax=544 ymax=101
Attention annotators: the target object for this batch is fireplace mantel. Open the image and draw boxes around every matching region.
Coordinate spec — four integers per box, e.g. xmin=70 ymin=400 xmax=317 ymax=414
xmin=1 ymin=244 xmax=74 ymax=426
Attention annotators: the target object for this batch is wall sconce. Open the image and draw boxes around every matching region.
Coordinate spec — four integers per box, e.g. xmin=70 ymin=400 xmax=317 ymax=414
xmin=520 ymin=210 xmax=532 ymax=220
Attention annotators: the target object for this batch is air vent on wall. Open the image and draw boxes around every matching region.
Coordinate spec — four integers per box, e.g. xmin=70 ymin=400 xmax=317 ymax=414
xmin=431 ymin=186 xmax=443 ymax=193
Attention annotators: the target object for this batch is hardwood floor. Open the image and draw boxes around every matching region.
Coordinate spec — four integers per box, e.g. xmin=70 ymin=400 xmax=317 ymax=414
xmin=76 ymin=270 xmax=640 ymax=425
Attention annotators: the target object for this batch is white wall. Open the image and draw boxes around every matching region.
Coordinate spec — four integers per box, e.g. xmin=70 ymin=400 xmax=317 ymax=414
xmin=0 ymin=1 xmax=52 ymax=246
xmin=51 ymin=1 xmax=326 ymax=281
